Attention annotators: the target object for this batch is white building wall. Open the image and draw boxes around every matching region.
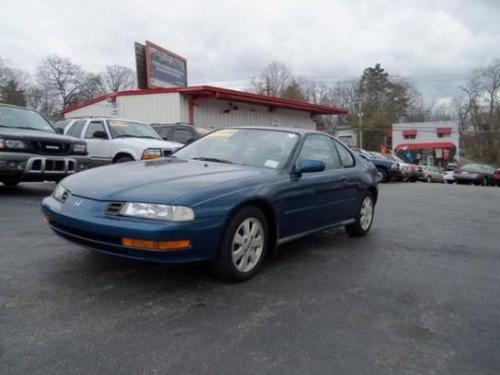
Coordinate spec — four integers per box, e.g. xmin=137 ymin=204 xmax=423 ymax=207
xmin=65 ymin=93 xmax=183 ymax=123
xmin=392 ymin=121 xmax=459 ymax=152
xmin=64 ymin=100 xmax=114 ymax=118
xmin=117 ymin=93 xmax=182 ymax=123
xmin=190 ymin=99 xmax=315 ymax=129
xmin=65 ymin=92 xmax=317 ymax=129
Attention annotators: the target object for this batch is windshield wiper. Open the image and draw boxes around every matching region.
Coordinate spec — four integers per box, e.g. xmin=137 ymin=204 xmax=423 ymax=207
xmin=192 ymin=157 xmax=234 ymax=164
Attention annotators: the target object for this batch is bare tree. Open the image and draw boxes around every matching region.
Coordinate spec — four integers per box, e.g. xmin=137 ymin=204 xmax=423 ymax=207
xmin=456 ymin=58 xmax=500 ymax=163
xmin=102 ymin=65 xmax=135 ymax=92
xmin=36 ymin=55 xmax=88 ymax=107
xmin=248 ymin=61 xmax=292 ymax=97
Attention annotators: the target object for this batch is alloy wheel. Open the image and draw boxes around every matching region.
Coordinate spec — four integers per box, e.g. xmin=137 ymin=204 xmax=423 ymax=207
xmin=232 ymin=217 xmax=264 ymax=273
xmin=360 ymin=196 xmax=374 ymax=230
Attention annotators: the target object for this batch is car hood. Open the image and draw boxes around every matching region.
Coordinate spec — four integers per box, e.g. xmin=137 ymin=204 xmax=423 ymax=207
xmin=0 ymin=127 xmax=84 ymax=143
xmin=62 ymin=158 xmax=279 ymax=205
xmin=119 ymin=137 xmax=183 ymax=150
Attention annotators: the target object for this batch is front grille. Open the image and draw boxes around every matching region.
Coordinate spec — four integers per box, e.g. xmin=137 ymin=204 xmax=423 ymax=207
xmin=49 ymin=220 xmax=121 ymax=244
xmin=30 ymin=141 xmax=71 ymax=155
xmin=106 ymin=202 xmax=124 ymax=215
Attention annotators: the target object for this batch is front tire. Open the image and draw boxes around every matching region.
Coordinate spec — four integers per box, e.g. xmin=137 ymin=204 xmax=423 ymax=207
xmin=426 ymin=176 xmax=432 ymax=183
xmin=115 ymin=155 xmax=134 ymax=163
xmin=1 ymin=178 xmax=20 ymax=187
xmin=210 ymin=206 xmax=268 ymax=282
xmin=345 ymin=193 xmax=375 ymax=237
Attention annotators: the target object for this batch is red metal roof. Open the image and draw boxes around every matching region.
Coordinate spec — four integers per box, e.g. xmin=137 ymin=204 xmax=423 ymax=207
xmin=395 ymin=142 xmax=456 ymax=150
xmin=62 ymin=85 xmax=348 ymax=115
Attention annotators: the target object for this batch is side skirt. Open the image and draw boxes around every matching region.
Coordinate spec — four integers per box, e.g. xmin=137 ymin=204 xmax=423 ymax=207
xmin=277 ymin=219 xmax=355 ymax=246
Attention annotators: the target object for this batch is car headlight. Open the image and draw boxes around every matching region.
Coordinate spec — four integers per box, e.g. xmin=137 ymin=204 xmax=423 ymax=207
xmin=53 ymin=184 xmax=69 ymax=203
xmin=120 ymin=202 xmax=195 ymax=222
xmin=0 ymin=138 xmax=27 ymax=149
xmin=142 ymin=148 xmax=162 ymax=160
xmin=72 ymin=143 xmax=86 ymax=153
xmin=390 ymin=163 xmax=397 ymax=170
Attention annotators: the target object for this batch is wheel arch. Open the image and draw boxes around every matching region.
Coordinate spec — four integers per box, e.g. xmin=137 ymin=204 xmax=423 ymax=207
xmin=112 ymin=152 xmax=136 ymax=163
xmin=223 ymin=198 xmax=279 ymax=258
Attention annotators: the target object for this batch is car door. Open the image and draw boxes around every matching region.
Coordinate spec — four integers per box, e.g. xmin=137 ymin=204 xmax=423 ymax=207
xmin=331 ymin=138 xmax=361 ymax=220
xmin=278 ymin=134 xmax=351 ymax=237
xmin=84 ymin=121 xmax=112 ymax=166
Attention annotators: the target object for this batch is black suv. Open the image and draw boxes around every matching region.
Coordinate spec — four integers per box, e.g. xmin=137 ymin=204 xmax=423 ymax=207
xmin=151 ymin=123 xmax=214 ymax=144
xmin=0 ymin=103 xmax=90 ymax=187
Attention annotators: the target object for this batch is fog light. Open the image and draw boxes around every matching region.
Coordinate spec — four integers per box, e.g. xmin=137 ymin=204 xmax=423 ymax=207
xmin=121 ymin=238 xmax=191 ymax=251
xmin=77 ymin=163 xmax=88 ymax=170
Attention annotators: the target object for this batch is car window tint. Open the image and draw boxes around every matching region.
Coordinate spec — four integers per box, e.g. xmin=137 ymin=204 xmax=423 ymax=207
xmin=173 ymin=128 xmax=194 ymax=143
xmin=333 ymin=140 xmax=355 ymax=167
xmin=298 ymin=134 xmax=341 ymax=170
xmin=67 ymin=120 xmax=86 ymax=138
xmin=85 ymin=122 xmax=106 ymax=139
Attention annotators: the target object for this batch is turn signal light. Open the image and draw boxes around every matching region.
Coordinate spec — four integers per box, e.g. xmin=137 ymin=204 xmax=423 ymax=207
xmin=121 ymin=238 xmax=191 ymax=251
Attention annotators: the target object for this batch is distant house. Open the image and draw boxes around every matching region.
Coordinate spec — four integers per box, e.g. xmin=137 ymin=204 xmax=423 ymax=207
xmin=391 ymin=121 xmax=459 ymax=166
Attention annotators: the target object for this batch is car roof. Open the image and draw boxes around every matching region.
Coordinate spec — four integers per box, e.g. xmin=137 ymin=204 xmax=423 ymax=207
xmin=66 ymin=117 xmax=148 ymax=125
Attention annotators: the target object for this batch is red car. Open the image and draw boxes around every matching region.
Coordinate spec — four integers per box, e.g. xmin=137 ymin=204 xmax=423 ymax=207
xmin=494 ymin=168 xmax=500 ymax=186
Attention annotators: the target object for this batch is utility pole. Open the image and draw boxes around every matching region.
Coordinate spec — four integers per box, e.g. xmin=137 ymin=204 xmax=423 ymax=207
xmin=357 ymin=111 xmax=364 ymax=149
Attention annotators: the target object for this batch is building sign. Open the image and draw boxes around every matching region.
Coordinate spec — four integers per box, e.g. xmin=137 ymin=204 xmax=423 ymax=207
xmin=135 ymin=41 xmax=188 ymax=89
xmin=145 ymin=41 xmax=187 ymax=88
xmin=134 ymin=42 xmax=147 ymax=89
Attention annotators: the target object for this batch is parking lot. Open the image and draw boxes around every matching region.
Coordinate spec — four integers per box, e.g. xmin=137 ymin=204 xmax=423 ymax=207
xmin=1 ymin=182 xmax=499 ymax=374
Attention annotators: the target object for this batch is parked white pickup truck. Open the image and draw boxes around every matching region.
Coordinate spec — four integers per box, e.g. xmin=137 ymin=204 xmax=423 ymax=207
xmin=62 ymin=117 xmax=183 ymax=166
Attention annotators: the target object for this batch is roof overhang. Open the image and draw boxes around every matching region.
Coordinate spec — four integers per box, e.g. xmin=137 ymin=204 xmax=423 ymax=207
xmin=395 ymin=142 xmax=456 ymax=151
xmin=63 ymin=85 xmax=348 ymax=115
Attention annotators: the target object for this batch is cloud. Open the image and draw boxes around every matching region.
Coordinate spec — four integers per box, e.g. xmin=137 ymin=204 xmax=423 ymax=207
xmin=1 ymin=0 xmax=499 ymax=100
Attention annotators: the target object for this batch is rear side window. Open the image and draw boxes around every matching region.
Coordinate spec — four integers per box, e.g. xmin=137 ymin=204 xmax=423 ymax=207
xmin=333 ymin=139 xmax=355 ymax=167
xmin=67 ymin=120 xmax=86 ymax=138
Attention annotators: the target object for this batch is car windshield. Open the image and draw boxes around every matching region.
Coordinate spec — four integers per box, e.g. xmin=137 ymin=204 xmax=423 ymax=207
xmin=173 ymin=128 xmax=300 ymax=169
xmin=108 ymin=120 xmax=161 ymax=139
xmin=0 ymin=105 xmax=55 ymax=133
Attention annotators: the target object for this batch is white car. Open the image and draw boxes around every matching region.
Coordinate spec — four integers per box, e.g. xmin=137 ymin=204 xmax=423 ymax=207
xmin=443 ymin=170 xmax=455 ymax=184
xmin=62 ymin=118 xmax=183 ymax=166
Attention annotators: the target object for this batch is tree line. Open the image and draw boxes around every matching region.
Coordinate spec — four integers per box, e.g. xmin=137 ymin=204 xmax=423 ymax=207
xmin=248 ymin=60 xmax=500 ymax=164
xmin=0 ymin=55 xmax=135 ymax=120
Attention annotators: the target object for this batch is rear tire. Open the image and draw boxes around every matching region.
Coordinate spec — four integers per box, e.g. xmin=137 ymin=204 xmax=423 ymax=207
xmin=210 ymin=206 xmax=268 ymax=282
xmin=376 ymin=168 xmax=388 ymax=183
xmin=345 ymin=192 xmax=375 ymax=237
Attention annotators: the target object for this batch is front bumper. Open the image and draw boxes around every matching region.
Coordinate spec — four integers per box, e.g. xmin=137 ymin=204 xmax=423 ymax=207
xmin=0 ymin=152 xmax=90 ymax=181
xmin=41 ymin=195 xmax=225 ymax=264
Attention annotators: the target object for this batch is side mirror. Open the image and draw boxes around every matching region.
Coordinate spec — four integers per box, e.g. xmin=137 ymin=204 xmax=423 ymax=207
xmin=92 ymin=130 xmax=108 ymax=139
xmin=295 ymin=159 xmax=325 ymax=174
xmin=56 ymin=128 xmax=64 ymax=135
xmin=185 ymin=138 xmax=195 ymax=144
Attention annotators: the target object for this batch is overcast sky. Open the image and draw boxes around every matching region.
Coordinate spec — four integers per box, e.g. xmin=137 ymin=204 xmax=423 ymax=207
xmin=1 ymin=0 xmax=499 ymax=102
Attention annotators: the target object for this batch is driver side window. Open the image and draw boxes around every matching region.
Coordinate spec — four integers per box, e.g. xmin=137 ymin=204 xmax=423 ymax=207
xmin=298 ymin=135 xmax=341 ymax=170
xmin=85 ymin=122 xmax=107 ymax=139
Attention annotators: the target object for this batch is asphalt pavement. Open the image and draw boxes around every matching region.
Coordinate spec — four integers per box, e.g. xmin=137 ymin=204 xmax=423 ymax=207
xmin=1 ymin=182 xmax=500 ymax=374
